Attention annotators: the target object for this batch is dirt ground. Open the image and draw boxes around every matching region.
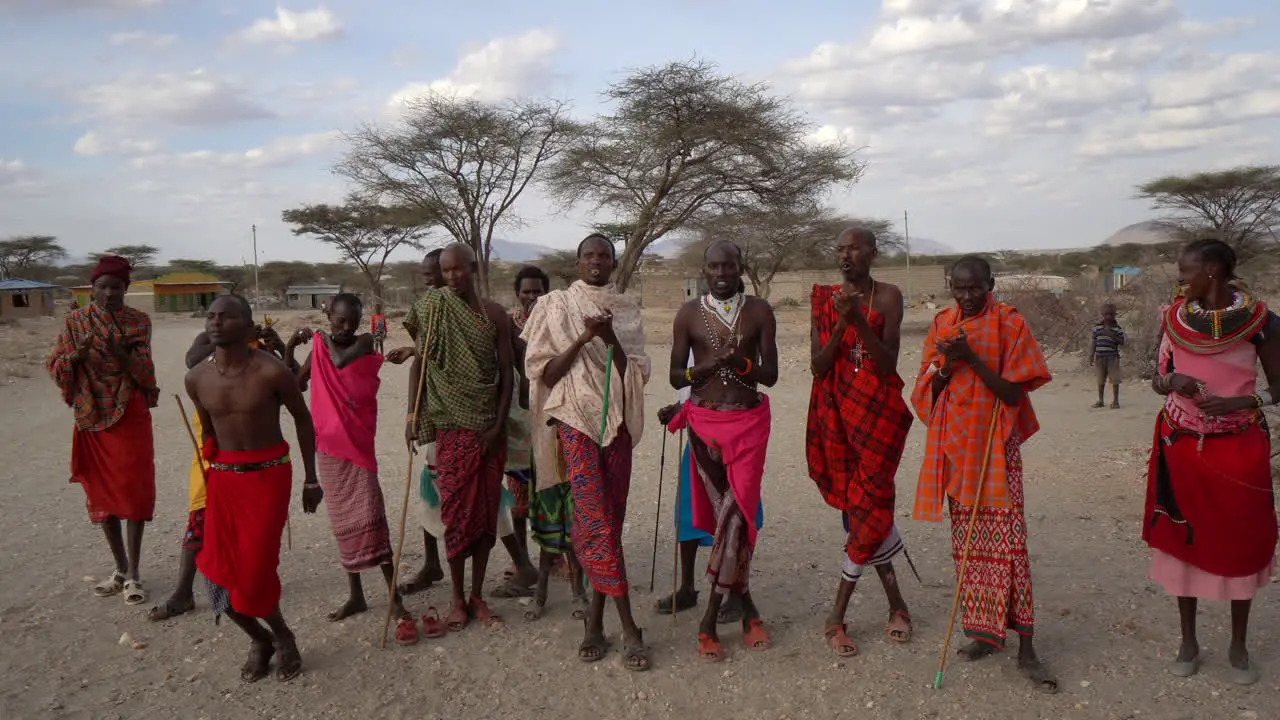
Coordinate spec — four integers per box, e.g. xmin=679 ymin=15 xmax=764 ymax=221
xmin=1 ymin=305 xmax=1275 ymax=720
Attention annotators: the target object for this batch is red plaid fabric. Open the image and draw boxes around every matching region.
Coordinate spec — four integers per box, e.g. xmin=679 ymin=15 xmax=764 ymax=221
xmin=806 ymin=284 xmax=914 ymax=564
xmin=47 ymin=305 xmax=158 ymax=431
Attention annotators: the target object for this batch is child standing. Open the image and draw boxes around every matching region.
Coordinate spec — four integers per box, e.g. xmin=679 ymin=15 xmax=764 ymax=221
xmin=1090 ymin=303 xmax=1126 ymax=409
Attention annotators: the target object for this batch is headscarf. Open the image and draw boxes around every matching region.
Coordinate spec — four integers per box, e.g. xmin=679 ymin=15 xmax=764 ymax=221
xmin=90 ymin=255 xmax=132 ymax=286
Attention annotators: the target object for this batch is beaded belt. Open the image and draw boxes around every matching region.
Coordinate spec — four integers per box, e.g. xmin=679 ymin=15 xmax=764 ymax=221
xmin=210 ymin=455 xmax=291 ymax=473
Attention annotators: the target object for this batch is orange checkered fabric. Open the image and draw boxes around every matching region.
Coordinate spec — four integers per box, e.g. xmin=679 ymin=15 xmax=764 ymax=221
xmin=47 ymin=305 xmax=158 ymax=431
xmin=910 ymin=297 xmax=1050 ymax=521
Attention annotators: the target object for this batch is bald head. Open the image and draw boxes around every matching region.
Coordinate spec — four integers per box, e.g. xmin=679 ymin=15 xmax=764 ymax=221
xmin=837 ymin=226 xmax=878 ymax=250
xmin=439 ymin=242 xmax=478 ymax=297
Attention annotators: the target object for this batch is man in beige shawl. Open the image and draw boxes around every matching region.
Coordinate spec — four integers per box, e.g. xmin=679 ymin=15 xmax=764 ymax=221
xmin=522 ymin=234 xmax=652 ymax=671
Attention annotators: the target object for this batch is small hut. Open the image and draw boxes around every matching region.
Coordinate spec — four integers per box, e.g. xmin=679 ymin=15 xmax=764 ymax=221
xmin=286 ymin=284 xmax=342 ymax=310
xmin=153 ymin=272 xmax=233 ymax=313
xmin=0 ymin=278 xmax=57 ymax=318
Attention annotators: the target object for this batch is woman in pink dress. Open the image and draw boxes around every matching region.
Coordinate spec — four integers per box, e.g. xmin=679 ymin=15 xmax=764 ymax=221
xmin=1144 ymin=238 xmax=1279 ymax=685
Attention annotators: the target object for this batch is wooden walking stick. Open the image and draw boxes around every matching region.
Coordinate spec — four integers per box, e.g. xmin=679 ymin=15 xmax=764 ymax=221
xmin=934 ymin=403 xmax=1003 ymax=690
xmin=672 ymin=428 xmax=684 ymax=626
xmin=381 ymin=356 xmax=430 ymax=649
xmin=174 ymin=394 xmax=291 ymax=549
xmin=649 ymin=427 xmax=668 ymax=593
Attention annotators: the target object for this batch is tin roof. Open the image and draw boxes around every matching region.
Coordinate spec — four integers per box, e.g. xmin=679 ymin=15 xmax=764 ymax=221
xmin=0 ymin=278 xmax=57 ymax=291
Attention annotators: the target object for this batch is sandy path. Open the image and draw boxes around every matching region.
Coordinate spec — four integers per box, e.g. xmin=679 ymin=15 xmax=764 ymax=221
xmin=0 ymin=309 xmax=1274 ymax=720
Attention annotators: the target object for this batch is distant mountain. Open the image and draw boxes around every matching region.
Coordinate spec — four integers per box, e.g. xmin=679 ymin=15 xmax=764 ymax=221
xmin=643 ymin=234 xmax=955 ymax=258
xmin=895 ymin=237 xmax=954 ymax=256
xmin=489 ymin=238 xmax=556 ymax=262
xmin=1101 ymin=221 xmax=1178 ymax=247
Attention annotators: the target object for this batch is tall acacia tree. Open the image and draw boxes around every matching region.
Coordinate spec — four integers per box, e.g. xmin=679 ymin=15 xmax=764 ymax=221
xmin=545 ymin=58 xmax=865 ymax=292
xmin=281 ymin=197 xmax=433 ymax=302
xmin=0 ymin=235 xmax=66 ymax=278
xmin=1136 ymin=165 xmax=1280 ymax=260
xmin=336 ymin=93 xmax=581 ymax=295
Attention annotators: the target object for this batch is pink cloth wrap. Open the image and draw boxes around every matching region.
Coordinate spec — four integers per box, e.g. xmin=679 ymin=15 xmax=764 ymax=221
xmin=665 ymin=396 xmax=770 ymax=548
xmin=311 ymin=339 xmax=383 ymax=473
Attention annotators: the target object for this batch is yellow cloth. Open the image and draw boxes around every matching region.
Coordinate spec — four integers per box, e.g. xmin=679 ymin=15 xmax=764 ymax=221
xmin=188 ymin=411 xmax=210 ymax=512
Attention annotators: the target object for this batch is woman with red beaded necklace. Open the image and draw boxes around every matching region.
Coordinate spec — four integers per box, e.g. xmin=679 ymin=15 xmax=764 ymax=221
xmin=1144 ymin=238 xmax=1280 ymax=686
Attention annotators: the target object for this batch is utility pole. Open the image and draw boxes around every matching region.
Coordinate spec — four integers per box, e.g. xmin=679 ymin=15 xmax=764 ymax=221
xmin=903 ymin=210 xmax=912 ymax=303
xmin=251 ymin=224 xmax=260 ymax=302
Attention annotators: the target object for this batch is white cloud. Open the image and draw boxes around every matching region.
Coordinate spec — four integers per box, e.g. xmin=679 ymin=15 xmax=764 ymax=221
xmin=0 ymin=158 xmax=44 ymax=193
xmin=1147 ymin=53 xmax=1280 ymax=109
xmin=232 ymin=6 xmax=343 ymax=45
xmin=77 ymin=69 xmax=273 ymax=127
xmin=130 ymin=131 xmax=340 ymax=170
xmin=73 ymin=131 xmax=159 ymax=156
xmin=985 ymin=66 xmax=1140 ymax=136
xmin=388 ymin=28 xmax=561 ymax=107
xmin=108 ymin=30 xmax=177 ymax=49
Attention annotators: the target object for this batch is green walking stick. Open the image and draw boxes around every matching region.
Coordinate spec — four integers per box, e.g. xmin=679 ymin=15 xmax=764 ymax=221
xmin=599 ymin=344 xmax=614 ymax=445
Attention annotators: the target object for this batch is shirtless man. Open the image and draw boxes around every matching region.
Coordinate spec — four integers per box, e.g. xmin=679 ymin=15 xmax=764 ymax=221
xmin=663 ymin=240 xmax=778 ymax=661
xmin=185 ymin=294 xmax=322 ymax=682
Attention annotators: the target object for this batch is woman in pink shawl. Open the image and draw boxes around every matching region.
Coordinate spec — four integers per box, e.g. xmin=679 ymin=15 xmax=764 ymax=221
xmin=290 ymin=294 xmax=416 ymax=645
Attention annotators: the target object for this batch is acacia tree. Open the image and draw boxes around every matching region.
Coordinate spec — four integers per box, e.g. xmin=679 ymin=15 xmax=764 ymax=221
xmin=536 ymin=249 xmax=580 ymax=288
xmin=679 ymin=208 xmax=899 ymax=298
xmin=164 ymin=258 xmax=219 ymax=275
xmin=0 ymin=235 xmax=66 ymax=278
xmin=281 ymin=197 xmax=432 ymax=302
xmin=545 ymin=59 xmax=865 ymax=292
xmin=1136 ymin=165 xmax=1280 ymax=260
xmin=336 ymin=93 xmax=581 ymax=296
xmin=258 ymin=261 xmax=321 ymax=299
xmin=101 ymin=244 xmax=159 ymax=270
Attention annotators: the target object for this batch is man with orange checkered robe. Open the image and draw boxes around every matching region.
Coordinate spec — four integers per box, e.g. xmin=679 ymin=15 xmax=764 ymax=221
xmin=911 ymin=256 xmax=1058 ymax=694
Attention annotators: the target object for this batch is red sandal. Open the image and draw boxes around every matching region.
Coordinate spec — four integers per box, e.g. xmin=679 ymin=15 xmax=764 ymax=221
xmin=421 ymin=607 xmax=446 ymax=638
xmin=470 ymin=597 xmax=504 ymax=629
xmin=698 ymin=633 xmax=725 ymax=663
xmin=394 ymin=616 xmax=419 ymax=646
xmin=743 ymin=617 xmax=772 ymax=651
xmin=825 ymin=623 xmax=859 ymax=658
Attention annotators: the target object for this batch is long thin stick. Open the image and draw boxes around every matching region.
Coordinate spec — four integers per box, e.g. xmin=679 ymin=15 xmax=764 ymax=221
xmin=934 ymin=404 xmax=1003 ymax=690
xmin=672 ymin=429 xmax=684 ymax=626
xmin=381 ymin=356 xmax=430 ymax=649
xmin=176 ymin=393 xmax=291 ymax=550
xmin=649 ymin=429 xmax=668 ymax=592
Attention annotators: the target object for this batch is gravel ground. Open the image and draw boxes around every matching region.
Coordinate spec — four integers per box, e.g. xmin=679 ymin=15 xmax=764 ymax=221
xmin=0 ymin=307 xmax=1275 ymax=720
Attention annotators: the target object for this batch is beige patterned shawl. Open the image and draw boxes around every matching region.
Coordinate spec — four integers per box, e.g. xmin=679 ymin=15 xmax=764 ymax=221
xmin=522 ymin=281 xmax=650 ymax=489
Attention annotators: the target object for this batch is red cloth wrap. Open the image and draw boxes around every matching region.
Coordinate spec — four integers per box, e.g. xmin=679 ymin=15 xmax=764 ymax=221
xmin=1143 ymin=415 xmax=1276 ymax=577
xmin=196 ymin=441 xmax=292 ymax=619
xmin=70 ymin=389 xmax=156 ymax=522
xmin=90 ymin=255 xmax=132 ymax=285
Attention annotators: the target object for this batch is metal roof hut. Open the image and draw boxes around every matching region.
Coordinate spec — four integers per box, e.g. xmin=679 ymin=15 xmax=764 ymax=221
xmin=0 ymin=278 xmax=57 ymax=319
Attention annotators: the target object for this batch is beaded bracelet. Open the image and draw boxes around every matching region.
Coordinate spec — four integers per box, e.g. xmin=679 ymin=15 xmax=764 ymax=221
xmin=685 ymin=367 xmax=693 ymax=383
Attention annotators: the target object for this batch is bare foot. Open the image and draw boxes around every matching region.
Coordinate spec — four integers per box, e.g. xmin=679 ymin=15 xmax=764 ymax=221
xmin=327 ymin=596 xmax=368 ymax=622
xmin=398 ymin=565 xmax=444 ymax=596
xmin=274 ymin=635 xmax=302 ymax=682
xmin=1017 ymin=656 xmax=1059 ymax=694
xmin=957 ymin=640 xmax=999 ymax=661
xmin=240 ymin=641 xmax=275 ymax=683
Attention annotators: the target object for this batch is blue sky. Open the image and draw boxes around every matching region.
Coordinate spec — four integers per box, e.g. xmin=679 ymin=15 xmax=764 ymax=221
xmin=0 ymin=0 xmax=1276 ymax=265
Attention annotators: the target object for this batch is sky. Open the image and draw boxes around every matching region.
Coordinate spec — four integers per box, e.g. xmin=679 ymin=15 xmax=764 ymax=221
xmin=0 ymin=0 xmax=1276 ymax=266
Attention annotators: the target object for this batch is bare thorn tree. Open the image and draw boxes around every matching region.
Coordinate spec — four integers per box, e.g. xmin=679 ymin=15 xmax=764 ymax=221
xmin=0 ymin=235 xmax=67 ymax=278
xmin=545 ymin=58 xmax=865 ymax=292
xmin=336 ymin=93 xmax=582 ymax=296
xmin=1136 ymin=165 xmax=1280 ymax=260
xmin=281 ymin=197 xmax=433 ymax=302
xmin=679 ymin=207 xmax=899 ymax=298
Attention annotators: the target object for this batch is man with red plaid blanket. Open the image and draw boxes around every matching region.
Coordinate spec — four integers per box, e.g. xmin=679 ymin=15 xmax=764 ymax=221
xmin=807 ymin=227 xmax=915 ymax=659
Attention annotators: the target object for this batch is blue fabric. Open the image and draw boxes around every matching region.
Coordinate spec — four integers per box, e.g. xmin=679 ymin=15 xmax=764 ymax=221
xmin=676 ymin=444 xmax=764 ymax=545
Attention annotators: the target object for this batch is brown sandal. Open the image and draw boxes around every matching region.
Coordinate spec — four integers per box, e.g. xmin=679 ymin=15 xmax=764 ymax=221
xmin=825 ymin=623 xmax=859 ymax=658
xmin=886 ymin=609 xmax=912 ymax=643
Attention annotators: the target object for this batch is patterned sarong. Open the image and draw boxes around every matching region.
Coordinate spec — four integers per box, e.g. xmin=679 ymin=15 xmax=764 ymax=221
xmin=530 ymin=482 xmax=574 ymax=553
xmin=436 ymin=429 xmax=505 ymax=561
xmin=949 ymin=438 xmax=1035 ymax=649
xmin=806 ymin=285 xmax=913 ymax=565
xmin=560 ymin=424 xmax=632 ymax=596
xmin=318 ymin=452 xmax=393 ymax=573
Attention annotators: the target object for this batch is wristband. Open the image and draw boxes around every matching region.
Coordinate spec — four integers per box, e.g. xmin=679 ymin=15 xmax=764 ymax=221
xmin=1257 ymin=389 xmax=1273 ymax=406
xmin=736 ymin=357 xmax=753 ymax=376
xmin=685 ymin=367 xmax=693 ymax=383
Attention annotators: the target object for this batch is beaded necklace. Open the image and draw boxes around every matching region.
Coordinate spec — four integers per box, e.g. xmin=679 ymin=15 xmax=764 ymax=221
xmin=697 ymin=296 xmax=753 ymax=390
xmin=833 ymin=281 xmax=875 ymax=373
xmin=1182 ymin=289 xmax=1251 ymax=339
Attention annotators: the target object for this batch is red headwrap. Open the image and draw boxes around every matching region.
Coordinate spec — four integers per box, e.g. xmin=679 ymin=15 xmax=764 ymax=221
xmin=90 ymin=255 xmax=132 ymax=285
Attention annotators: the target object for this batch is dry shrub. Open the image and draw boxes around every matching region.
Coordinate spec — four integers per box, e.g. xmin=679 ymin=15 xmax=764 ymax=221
xmin=1002 ymin=268 xmax=1178 ymax=379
